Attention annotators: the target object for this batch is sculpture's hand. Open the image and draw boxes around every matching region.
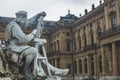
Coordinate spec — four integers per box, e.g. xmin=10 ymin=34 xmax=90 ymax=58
xmin=35 ymin=12 xmax=46 ymax=38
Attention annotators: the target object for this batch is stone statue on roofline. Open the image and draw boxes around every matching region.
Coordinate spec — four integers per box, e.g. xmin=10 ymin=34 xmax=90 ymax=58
xmin=2 ymin=10 xmax=69 ymax=80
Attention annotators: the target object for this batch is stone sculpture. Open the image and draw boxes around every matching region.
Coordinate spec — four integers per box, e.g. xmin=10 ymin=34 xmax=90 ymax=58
xmin=0 ymin=11 xmax=69 ymax=80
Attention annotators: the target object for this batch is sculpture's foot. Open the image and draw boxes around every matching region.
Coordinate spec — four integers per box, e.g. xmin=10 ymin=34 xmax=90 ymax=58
xmin=45 ymin=76 xmax=61 ymax=80
xmin=37 ymin=71 xmax=46 ymax=77
xmin=54 ymin=69 xmax=69 ymax=76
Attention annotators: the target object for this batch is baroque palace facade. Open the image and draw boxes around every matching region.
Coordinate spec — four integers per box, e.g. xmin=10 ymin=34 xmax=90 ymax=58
xmin=0 ymin=0 xmax=120 ymax=79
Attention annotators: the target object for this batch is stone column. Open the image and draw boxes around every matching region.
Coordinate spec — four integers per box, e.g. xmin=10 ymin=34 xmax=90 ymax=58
xmin=55 ymin=59 xmax=57 ymax=67
xmin=101 ymin=45 xmax=106 ymax=75
xmin=112 ymin=42 xmax=118 ymax=75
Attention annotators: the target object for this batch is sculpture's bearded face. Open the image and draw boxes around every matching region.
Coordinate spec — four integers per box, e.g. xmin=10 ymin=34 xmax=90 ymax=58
xmin=16 ymin=18 xmax=27 ymax=27
xmin=15 ymin=11 xmax=28 ymax=29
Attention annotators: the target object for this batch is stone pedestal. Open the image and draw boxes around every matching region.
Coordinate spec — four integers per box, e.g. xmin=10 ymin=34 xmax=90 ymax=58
xmin=0 ymin=77 xmax=11 ymax=80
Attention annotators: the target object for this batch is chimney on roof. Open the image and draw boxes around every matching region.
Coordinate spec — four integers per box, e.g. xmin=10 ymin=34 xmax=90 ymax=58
xmin=92 ymin=4 xmax=95 ymax=10
xmin=85 ymin=9 xmax=88 ymax=14
xmin=79 ymin=14 xmax=82 ymax=17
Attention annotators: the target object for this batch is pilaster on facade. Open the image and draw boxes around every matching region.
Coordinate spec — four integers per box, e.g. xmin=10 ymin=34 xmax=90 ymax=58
xmin=87 ymin=56 xmax=90 ymax=76
xmin=101 ymin=45 xmax=106 ymax=75
xmin=94 ymin=53 xmax=98 ymax=76
xmin=112 ymin=42 xmax=118 ymax=75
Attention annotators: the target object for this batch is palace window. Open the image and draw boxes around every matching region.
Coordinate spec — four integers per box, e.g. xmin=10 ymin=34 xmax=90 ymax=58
xmin=79 ymin=39 xmax=81 ymax=49
xmin=74 ymin=61 xmax=77 ymax=74
xmin=91 ymin=56 xmax=94 ymax=75
xmin=109 ymin=11 xmax=117 ymax=28
xmin=66 ymin=42 xmax=70 ymax=51
xmin=99 ymin=55 xmax=102 ymax=73
xmin=54 ymin=42 xmax=56 ymax=51
xmin=84 ymin=37 xmax=87 ymax=47
xmin=51 ymin=44 xmax=53 ymax=52
xmin=79 ymin=59 xmax=82 ymax=74
xmin=57 ymin=40 xmax=60 ymax=51
xmin=83 ymin=27 xmax=86 ymax=33
xmin=53 ymin=59 xmax=55 ymax=66
xmin=74 ymin=41 xmax=76 ymax=51
xmin=90 ymin=23 xmax=93 ymax=29
xmin=90 ymin=24 xmax=94 ymax=45
xmin=66 ymin=32 xmax=70 ymax=36
xmin=91 ymin=35 xmax=94 ymax=45
xmin=57 ymin=58 xmax=60 ymax=68
xmin=83 ymin=26 xmax=87 ymax=47
xmin=84 ymin=58 xmax=88 ymax=73
xmin=111 ymin=17 xmax=117 ymax=28
xmin=66 ymin=39 xmax=71 ymax=51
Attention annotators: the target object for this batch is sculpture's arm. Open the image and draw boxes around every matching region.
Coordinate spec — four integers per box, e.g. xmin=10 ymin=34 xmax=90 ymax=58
xmin=12 ymin=22 xmax=37 ymax=43
xmin=35 ymin=15 xmax=44 ymax=38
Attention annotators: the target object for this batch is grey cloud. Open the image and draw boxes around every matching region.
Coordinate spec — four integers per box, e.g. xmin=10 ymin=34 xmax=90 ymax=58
xmin=0 ymin=0 xmax=101 ymax=20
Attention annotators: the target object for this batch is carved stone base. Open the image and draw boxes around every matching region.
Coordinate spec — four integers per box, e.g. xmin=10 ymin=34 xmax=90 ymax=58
xmin=0 ymin=75 xmax=62 ymax=80
xmin=0 ymin=77 xmax=11 ymax=80
xmin=45 ymin=76 xmax=61 ymax=80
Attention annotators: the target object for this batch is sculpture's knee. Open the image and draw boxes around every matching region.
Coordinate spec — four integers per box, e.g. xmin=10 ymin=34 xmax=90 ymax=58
xmin=29 ymin=47 xmax=37 ymax=58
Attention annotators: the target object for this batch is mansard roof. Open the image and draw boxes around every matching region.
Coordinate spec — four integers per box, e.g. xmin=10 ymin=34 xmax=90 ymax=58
xmin=60 ymin=13 xmax=78 ymax=20
xmin=0 ymin=16 xmax=57 ymax=29
xmin=0 ymin=16 xmax=14 ymax=24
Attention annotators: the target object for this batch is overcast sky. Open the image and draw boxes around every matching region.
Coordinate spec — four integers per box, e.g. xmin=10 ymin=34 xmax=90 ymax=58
xmin=0 ymin=0 xmax=102 ymax=21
